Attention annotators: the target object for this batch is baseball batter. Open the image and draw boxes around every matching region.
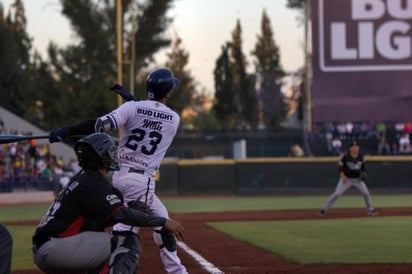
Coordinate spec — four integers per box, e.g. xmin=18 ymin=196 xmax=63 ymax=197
xmin=49 ymin=68 xmax=187 ymax=273
xmin=319 ymin=141 xmax=377 ymax=216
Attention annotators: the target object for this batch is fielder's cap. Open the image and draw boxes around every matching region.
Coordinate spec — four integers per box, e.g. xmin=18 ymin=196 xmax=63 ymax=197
xmin=349 ymin=140 xmax=359 ymax=147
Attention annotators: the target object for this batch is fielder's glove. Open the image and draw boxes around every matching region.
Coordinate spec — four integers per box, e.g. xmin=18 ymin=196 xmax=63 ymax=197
xmin=127 ymin=200 xmax=151 ymax=214
xmin=360 ymin=172 xmax=367 ymax=182
xmin=49 ymin=127 xmax=69 ymax=143
xmin=109 ymin=84 xmax=136 ymax=102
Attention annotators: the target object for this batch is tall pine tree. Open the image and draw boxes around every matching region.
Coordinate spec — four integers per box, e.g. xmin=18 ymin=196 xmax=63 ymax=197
xmin=230 ymin=19 xmax=256 ymax=129
xmin=213 ymin=43 xmax=236 ymax=128
xmin=251 ymin=9 xmax=288 ymax=129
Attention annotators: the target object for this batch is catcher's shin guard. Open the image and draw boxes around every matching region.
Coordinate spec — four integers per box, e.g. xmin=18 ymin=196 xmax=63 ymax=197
xmin=154 ymin=227 xmax=177 ymax=252
xmin=109 ymin=231 xmax=141 ymax=274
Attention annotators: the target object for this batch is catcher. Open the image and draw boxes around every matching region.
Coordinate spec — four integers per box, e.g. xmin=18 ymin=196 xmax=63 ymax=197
xmin=32 ymin=133 xmax=185 ymax=273
xmin=319 ymin=140 xmax=377 ymax=216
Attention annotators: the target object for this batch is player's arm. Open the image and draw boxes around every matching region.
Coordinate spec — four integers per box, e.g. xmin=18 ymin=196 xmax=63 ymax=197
xmin=338 ymin=160 xmax=348 ymax=182
xmin=112 ymin=207 xmax=185 ymax=241
xmin=49 ymin=116 xmax=116 ymax=143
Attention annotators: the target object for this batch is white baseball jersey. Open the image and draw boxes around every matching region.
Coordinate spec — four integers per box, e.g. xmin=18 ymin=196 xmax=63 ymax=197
xmin=104 ymin=100 xmax=187 ymax=274
xmin=101 ymin=100 xmax=180 ymax=177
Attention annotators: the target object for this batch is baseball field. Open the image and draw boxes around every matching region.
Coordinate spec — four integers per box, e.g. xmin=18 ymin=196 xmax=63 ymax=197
xmin=2 ymin=192 xmax=412 ymax=273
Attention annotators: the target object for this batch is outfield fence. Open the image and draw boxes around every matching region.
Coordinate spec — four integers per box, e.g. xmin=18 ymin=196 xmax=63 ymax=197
xmin=6 ymin=156 xmax=412 ymax=195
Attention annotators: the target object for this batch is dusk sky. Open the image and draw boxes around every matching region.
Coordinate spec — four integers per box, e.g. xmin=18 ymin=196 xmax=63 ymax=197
xmin=2 ymin=0 xmax=304 ymax=95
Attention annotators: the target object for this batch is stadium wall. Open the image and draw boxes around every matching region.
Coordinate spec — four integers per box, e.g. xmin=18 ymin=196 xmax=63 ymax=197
xmin=157 ymin=156 xmax=412 ymax=195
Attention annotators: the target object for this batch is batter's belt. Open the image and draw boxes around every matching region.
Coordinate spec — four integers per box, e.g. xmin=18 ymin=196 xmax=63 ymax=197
xmin=128 ymin=167 xmax=145 ymax=174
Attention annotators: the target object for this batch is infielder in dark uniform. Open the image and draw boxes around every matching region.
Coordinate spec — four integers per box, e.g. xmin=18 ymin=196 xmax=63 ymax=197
xmin=0 ymin=224 xmax=13 ymax=274
xmin=32 ymin=133 xmax=185 ymax=273
xmin=319 ymin=141 xmax=377 ymax=216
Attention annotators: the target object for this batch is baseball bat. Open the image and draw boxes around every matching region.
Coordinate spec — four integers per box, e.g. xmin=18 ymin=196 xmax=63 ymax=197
xmin=0 ymin=134 xmax=50 ymax=144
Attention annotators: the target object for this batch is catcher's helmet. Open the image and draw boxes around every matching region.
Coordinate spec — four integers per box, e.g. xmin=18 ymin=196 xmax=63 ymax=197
xmin=146 ymin=68 xmax=179 ymax=100
xmin=74 ymin=133 xmax=119 ymax=171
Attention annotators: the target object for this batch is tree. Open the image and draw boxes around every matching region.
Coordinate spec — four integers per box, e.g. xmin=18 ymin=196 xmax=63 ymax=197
xmin=42 ymin=0 xmax=176 ymax=127
xmin=164 ymin=34 xmax=196 ymax=115
xmin=213 ymin=43 xmax=236 ymax=128
xmin=251 ymin=9 xmax=288 ymax=129
xmin=230 ymin=19 xmax=256 ymax=129
xmin=0 ymin=0 xmax=32 ymax=115
xmin=127 ymin=0 xmax=176 ymax=99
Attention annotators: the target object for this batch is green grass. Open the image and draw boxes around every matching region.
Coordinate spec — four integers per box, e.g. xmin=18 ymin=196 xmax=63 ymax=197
xmin=208 ymin=217 xmax=412 ymax=264
xmin=161 ymin=194 xmax=412 ymax=213
xmin=3 ymin=194 xmax=412 ymax=270
xmin=9 ymin=226 xmax=37 ymax=270
xmin=0 ymin=204 xmax=49 ymax=222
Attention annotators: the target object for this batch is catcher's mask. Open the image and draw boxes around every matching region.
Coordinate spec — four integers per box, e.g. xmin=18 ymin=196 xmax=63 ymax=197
xmin=74 ymin=133 xmax=119 ymax=171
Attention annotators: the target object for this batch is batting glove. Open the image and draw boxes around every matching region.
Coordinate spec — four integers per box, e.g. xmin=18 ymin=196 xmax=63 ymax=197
xmin=49 ymin=127 xmax=69 ymax=143
xmin=109 ymin=84 xmax=136 ymax=102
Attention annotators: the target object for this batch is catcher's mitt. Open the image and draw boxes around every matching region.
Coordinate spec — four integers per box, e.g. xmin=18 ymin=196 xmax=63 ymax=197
xmin=360 ymin=172 xmax=367 ymax=182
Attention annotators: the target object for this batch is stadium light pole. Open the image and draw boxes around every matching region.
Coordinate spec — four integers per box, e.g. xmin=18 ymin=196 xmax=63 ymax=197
xmin=116 ymin=0 xmax=123 ymax=107
xmin=304 ymin=0 xmax=312 ymax=132
xmin=129 ymin=1 xmax=136 ymax=96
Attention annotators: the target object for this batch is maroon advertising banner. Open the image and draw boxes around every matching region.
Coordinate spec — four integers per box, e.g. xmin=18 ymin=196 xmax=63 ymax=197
xmin=311 ymin=0 xmax=412 ymax=123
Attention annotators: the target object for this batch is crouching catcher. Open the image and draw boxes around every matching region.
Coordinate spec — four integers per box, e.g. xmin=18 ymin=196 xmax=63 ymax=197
xmin=32 ymin=133 xmax=185 ymax=273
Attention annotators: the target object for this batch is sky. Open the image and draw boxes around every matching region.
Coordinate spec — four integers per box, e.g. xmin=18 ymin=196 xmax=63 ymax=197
xmin=2 ymin=0 xmax=304 ymax=96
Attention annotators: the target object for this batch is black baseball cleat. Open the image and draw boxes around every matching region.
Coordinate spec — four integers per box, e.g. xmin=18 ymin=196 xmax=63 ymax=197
xmin=318 ymin=209 xmax=326 ymax=216
xmin=368 ymin=209 xmax=378 ymax=216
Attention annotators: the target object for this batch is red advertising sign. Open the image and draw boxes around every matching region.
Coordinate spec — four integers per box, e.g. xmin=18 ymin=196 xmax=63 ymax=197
xmin=311 ymin=0 xmax=412 ymax=122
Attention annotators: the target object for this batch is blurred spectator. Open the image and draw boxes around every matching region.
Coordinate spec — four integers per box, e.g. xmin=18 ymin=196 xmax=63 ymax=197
xmin=377 ymin=135 xmax=390 ymax=155
xmin=28 ymin=139 xmax=39 ymax=175
xmin=345 ymin=121 xmax=354 ymax=138
xmin=376 ymin=121 xmax=386 ymax=137
xmin=358 ymin=121 xmax=370 ymax=139
xmin=69 ymin=158 xmax=81 ymax=173
xmin=391 ymin=143 xmax=400 ymax=155
xmin=399 ymin=133 xmax=410 ymax=154
xmin=385 ymin=125 xmax=398 ymax=149
xmin=0 ymin=162 xmax=7 ymax=192
xmin=351 ymin=123 xmax=360 ymax=139
xmin=56 ymin=156 xmax=65 ymax=169
xmin=403 ymin=122 xmax=412 ymax=134
xmin=332 ymin=137 xmax=343 ymax=156
xmin=395 ymin=122 xmax=404 ymax=136
xmin=336 ymin=123 xmax=347 ymax=139
xmin=324 ymin=122 xmax=335 ymax=153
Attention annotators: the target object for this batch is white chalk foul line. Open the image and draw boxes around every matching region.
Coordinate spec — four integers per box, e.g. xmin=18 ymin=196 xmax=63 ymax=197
xmin=177 ymin=241 xmax=224 ymax=274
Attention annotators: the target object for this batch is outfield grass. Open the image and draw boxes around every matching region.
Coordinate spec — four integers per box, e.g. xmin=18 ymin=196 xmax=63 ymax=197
xmin=162 ymin=194 xmax=412 ymax=213
xmin=2 ymin=194 xmax=412 ymax=270
xmin=208 ymin=217 xmax=412 ymax=264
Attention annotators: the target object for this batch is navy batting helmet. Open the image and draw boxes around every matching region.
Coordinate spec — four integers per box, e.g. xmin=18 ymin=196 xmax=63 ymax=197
xmin=146 ymin=68 xmax=179 ymax=100
xmin=74 ymin=133 xmax=119 ymax=171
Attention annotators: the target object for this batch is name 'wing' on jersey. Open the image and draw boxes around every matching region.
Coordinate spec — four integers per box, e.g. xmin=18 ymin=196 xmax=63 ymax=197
xmin=107 ymin=100 xmax=180 ymax=176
